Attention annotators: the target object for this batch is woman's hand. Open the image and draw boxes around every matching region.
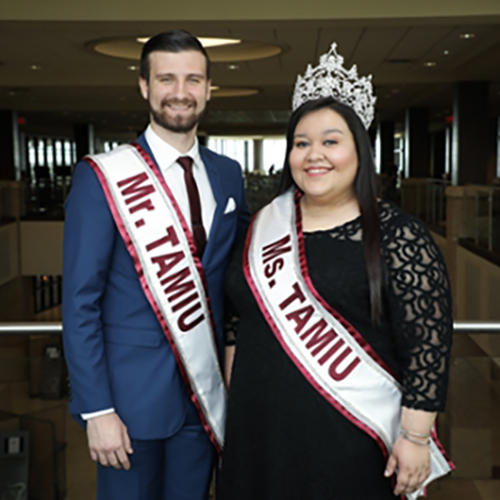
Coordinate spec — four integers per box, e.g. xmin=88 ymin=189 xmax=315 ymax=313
xmin=384 ymin=435 xmax=431 ymax=496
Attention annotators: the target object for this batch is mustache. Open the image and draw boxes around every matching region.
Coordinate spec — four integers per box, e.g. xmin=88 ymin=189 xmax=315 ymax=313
xmin=161 ymin=97 xmax=196 ymax=107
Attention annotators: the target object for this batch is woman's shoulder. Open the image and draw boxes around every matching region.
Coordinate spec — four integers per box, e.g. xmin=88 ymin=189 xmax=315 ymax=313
xmin=379 ymin=201 xmax=446 ymax=271
xmin=379 ymin=200 xmax=429 ymax=235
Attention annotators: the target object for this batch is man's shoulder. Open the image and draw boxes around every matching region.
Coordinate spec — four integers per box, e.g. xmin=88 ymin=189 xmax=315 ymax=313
xmin=199 ymin=145 xmax=241 ymax=170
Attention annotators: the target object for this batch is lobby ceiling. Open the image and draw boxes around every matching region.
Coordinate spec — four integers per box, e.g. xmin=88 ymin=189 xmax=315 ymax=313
xmin=1 ymin=18 xmax=500 ymax=136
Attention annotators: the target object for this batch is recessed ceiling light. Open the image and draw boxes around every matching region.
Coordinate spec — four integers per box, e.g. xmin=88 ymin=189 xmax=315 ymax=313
xmin=30 ymin=65 xmax=41 ymax=70
xmin=460 ymin=33 xmax=475 ymax=40
xmin=136 ymin=36 xmax=241 ymax=48
xmin=424 ymin=61 xmax=437 ymax=67
xmin=127 ymin=65 xmax=138 ymax=71
xmin=228 ymin=64 xmax=239 ymax=70
xmin=443 ymin=50 xmax=450 ymax=56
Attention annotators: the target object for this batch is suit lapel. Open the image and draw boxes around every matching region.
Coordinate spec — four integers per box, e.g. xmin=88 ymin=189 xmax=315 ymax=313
xmin=135 ymin=137 xmax=223 ymax=268
xmin=200 ymin=147 xmax=225 ymax=266
xmin=135 ymin=133 xmax=158 ymax=164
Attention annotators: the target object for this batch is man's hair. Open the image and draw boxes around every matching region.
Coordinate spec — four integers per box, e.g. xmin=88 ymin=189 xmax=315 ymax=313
xmin=140 ymin=30 xmax=211 ymax=82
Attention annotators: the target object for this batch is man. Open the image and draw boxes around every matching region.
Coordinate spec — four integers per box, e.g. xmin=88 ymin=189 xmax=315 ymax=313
xmin=63 ymin=30 xmax=249 ymax=500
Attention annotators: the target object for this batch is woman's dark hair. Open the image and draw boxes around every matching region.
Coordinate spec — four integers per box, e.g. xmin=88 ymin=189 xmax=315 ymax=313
xmin=278 ymin=97 xmax=383 ymax=321
xmin=140 ymin=30 xmax=211 ymax=82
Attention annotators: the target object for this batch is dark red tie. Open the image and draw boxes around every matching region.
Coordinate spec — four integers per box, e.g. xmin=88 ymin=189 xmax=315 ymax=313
xmin=177 ymin=156 xmax=207 ymax=257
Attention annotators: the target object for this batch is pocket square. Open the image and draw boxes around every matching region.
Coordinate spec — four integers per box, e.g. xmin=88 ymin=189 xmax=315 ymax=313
xmin=224 ymin=197 xmax=237 ymax=214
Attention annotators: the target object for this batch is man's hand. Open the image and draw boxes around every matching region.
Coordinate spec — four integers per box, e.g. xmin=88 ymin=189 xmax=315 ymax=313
xmin=86 ymin=412 xmax=133 ymax=470
xmin=384 ymin=436 xmax=430 ymax=496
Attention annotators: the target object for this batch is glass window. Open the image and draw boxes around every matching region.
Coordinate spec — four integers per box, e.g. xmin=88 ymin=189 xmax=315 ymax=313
xmin=37 ymin=138 xmax=45 ymax=166
xmin=46 ymin=138 xmax=54 ymax=168
xmin=262 ymin=138 xmax=286 ymax=175
xmin=28 ymin=138 xmax=36 ymax=168
xmin=55 ymin=140 xmax=63 ymax=166
xmin=207 ymin=137 xmax=258 ymax=172
xmin=64 ymin=140 xmax=72 ymax=166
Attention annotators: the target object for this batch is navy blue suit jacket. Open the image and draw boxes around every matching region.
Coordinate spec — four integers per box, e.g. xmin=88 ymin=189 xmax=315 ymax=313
xmin=62 ymin=134 xmax=249 ymax=439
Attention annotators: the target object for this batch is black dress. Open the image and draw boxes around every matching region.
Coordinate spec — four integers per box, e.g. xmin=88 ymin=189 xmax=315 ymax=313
xmin=218 ymin=201 xmax=453 ymax=500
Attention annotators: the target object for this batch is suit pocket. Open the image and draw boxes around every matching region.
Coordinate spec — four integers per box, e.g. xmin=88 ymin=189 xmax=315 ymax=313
xmin=104 ymin=324 xmax=162 ymax=347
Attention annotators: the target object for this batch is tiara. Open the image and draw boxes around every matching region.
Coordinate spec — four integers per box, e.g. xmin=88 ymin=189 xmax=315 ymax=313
xmin=292 ymin=43 xmax=376 ymax=129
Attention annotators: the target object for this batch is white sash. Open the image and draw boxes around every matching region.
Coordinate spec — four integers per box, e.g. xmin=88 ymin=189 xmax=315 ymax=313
xmin=86 ymin=143 xmax=225 ymax=452
xmin=244 ymin=189 xmax=454 ymax=498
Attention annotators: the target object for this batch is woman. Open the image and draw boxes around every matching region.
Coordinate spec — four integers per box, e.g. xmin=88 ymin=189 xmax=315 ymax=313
xmin=219 ymin=48 xmax=453 ymax=500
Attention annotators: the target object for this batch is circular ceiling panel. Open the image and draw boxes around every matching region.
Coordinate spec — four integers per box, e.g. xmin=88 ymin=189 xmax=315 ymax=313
xmin=91 ymin=37 xmax=282 ymax=62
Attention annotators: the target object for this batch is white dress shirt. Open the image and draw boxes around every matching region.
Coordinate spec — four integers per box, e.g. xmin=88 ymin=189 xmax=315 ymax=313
xmin=81 ymin=126 xmax=217 ymax=421
xmin=145 ymin=125 xmax=216 ymax=237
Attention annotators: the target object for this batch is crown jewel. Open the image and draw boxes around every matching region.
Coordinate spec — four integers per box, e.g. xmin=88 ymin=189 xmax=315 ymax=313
xmin=292 ymin=43 xmax=376 ymax=129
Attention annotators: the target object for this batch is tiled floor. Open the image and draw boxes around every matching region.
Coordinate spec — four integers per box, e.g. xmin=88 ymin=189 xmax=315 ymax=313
xmin=1 ymin=277 xmax=500 ymax=499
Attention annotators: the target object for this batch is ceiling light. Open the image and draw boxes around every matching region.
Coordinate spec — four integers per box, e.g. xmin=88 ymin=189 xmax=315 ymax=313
xmin=136 ymin=37 xmax=241 ymax=48
xmin=443 ymin=50 xmax=450 ymax=56
xmin=127 ymin=65 xmax=138 ymax=71
xmin=30 ymin=65 xmax=41 ymax=70
xmin=227 ymin=64 xmax=239 ymax=70
xmin=460 ymin=33 xmax=475 ymax=40
xmin=199 ymin=38 xmax=241 ymax=48
xmin=424 ymin=61 xmax=437 ymax=67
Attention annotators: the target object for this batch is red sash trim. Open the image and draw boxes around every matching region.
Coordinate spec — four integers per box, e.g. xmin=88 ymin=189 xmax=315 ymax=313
xmin=244 ymin=191 xmax=456 ymax=483
xmin=130 ymin=143 xmax=220 ymax=353
xmin=293 ymin=190 xmax=454 ymax=474
xmin=85 ymin=146 xmax=222 ymax=455
xmin=243 ymin=215 xmax=389 ymax=459
xmin=293 ymin=189 xmax=399 ymax=380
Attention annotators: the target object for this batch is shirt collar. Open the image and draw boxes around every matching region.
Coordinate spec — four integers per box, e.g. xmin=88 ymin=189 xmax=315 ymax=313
xmin=145 ymin=125 xmax=201 ymax=171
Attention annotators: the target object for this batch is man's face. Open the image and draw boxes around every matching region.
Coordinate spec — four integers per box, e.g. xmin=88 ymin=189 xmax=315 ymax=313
xmin=139 ymin=50 xmax=211 ymax=134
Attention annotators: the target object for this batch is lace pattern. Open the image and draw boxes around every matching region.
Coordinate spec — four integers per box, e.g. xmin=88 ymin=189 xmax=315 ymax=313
xmin=323 ymin=202 xmax=453 ymax=411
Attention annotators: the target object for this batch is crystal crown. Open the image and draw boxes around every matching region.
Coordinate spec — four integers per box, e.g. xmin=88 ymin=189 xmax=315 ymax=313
xmin=292 ymin=43 xmax=376 ymax=129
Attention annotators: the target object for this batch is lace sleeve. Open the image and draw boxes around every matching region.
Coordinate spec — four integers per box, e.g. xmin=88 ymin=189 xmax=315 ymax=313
xmin=384 ymin=216 xmax=453 ymax=412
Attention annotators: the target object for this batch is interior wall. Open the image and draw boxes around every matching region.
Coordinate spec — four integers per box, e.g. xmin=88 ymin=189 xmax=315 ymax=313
xmin=0 ymin=223 xmax=20 ymax=287
xmin=3 ymin=0 xmax=500 ymax=22
xmin=20 ymin=222 xmax=63 ymax=277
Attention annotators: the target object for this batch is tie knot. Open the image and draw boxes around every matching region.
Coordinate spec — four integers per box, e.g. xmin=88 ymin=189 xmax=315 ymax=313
xmin=177 ymin=156 xmax=193 ymax=173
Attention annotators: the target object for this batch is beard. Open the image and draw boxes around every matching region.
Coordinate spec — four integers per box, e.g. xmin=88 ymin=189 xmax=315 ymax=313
xmin=150 ymin=97 xmax=205 ymax=134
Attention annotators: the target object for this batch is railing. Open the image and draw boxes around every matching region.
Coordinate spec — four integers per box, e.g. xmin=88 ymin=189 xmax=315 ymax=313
xmin=1 ymin=321 xmax=497 ymax=335
xmin=0 ymin=180 xmax=24 ymax=223
xmin=0 ymin=179 xmax=66 ymax=223
xmin=399 ymin=180 xmax=500 ymax=256
xmin=0 ymin=321 xmax=499 ymax=496
xmin=400 ymin=178 xmax=451 ymax=234
xmin=459 ymin=185 xmax=500 ymax=254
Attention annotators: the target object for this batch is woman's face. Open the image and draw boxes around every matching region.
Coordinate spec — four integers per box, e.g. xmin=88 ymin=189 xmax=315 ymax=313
xmin=289 ymin=107 xmax=358 ymax=204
